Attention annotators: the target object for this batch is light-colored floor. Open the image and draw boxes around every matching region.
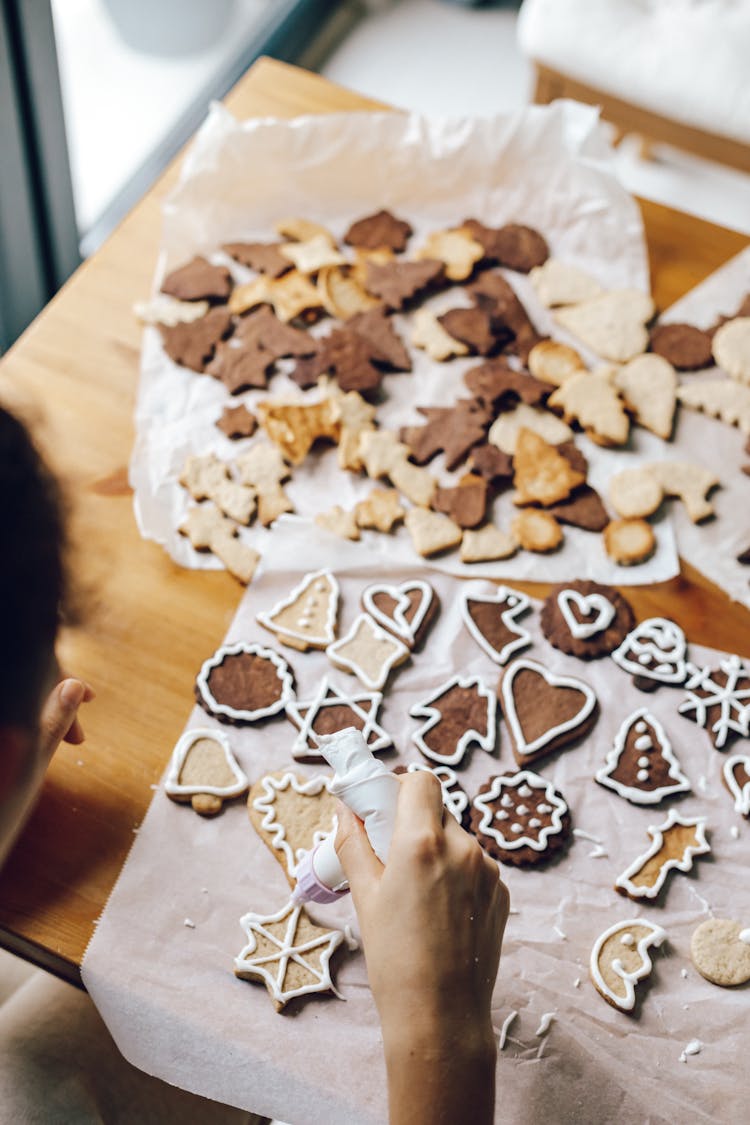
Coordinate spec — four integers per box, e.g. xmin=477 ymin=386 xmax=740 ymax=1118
xmin=323 ymin=0 xmax=750 ymax=236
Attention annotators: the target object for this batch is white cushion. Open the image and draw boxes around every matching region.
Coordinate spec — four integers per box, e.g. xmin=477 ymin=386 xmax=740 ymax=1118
xmin=518 ymin=0 xmax=750 ymax=144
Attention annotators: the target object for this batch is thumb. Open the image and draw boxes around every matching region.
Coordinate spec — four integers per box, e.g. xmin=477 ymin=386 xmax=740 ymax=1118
xmin=39 ymin=679 xmax=86 ymax=759
xmin=334 ymin=804 xmax=383 ymax=901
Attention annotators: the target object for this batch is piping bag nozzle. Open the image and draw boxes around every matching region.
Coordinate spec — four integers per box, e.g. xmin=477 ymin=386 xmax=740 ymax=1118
xmin=291 ymin=726 xmax=400 ymax=905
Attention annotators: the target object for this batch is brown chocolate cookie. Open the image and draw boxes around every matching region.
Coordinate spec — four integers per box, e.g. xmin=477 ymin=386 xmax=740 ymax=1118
xmin=160 ymin=307 xmax=232 ymax=372
xmin=470 ymin=770 xmax=571 ymax=866
xmin=546 ymin=485 xmax=609 ymax=531
xmin=364 ymin=258 xmax=445 ymax=310
xmin=361 ymin=579 xmax=438 ymax=650
xmin=347 ymin=306 xmax=411 ymax=371
xmin=462 ymin=587 xmax=531 ymax=665
xmin=285 ymin=679 xmax=392 ymax=760
xmin=233 ymin=306 xmax=316 ymax=357
xmin=493 ymin=224 xmax=549 ymax=273
xmin=206 ymin=341 xmax=274 ymax=392
xmin=438 ymin=307 xmax=498 ymax=356
xmin=216 ymin=403 xmax=257 ymax=439
xmin=649 ymin=323 xmax=713 ymax=370
xmin=161 ymin=256 xmax=232 ymax=302
xmin=400 ymin=399 xmax=491 ymax=470
xmin=410 ymin=675 xmax=497 ymax=767
xmin=499 ymin=657 xmax=598 ymax=766
xmin=464 ymin=360 xmax=549 ymax=408
xmin=467 ymin=443 xmax=514 ymax=485
xmin=433 ymin=473 xmax=489 ymax=529
xmin=195 ymin=643 xmax=294 ymax=724
xmin=221 ymin=242 xmax=292 ymax=278
xmin=467 ymin=270 xmax=543 ymax=362
xmin=541 ymin=580 xmax=635 ymax=659
xmin=344 ymin=209 xmax=413 ymax=252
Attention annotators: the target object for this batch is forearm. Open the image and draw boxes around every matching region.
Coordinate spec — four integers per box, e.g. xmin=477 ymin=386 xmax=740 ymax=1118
xmin=385 ymin=1020 xmax=497 ymax=1125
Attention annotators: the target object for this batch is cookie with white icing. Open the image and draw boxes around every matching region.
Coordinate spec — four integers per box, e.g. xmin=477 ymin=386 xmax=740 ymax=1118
xmin=499 ymin=657 xmax=598 ymax=766
xmin=590 ymin=919 xmax=666 ymax=1012
xmin=257 ymin=570 xmax=339 ymax=652
xmin=195 ymin=642 xmax=294 ymax=724
xmin=361 ymin=579 xmax=438 ymax=649
xmin=610 ymin=617 xmax=687 ymax=692
xmin=461 ymin=586 xmax=532 ymax=665
xmin=248 ymin=770 xmax=338 ymax=885
xmin=595 ymin=708 xmax=691 ymax=805
xmin=470 ymin=769 xmax=571 ymax=865
xmin=677 ymin=654 xmax=750 ymax=749
xmin=723 ymin=753 xmax=750 ymax=817
xmin=614 ymin=810 xmax=710 ymax=901
xmin=541 ymin=580 xmax=634 ymax=659
xmin=285 ymin=677 xmax=392 ymax=761
xmin=326 ymin=612 xmax=410 ymax=691
xmin=410 ymin=675 xmax=497 ymax=767
xmin=165 ymin=728 xmax=248 ymax=815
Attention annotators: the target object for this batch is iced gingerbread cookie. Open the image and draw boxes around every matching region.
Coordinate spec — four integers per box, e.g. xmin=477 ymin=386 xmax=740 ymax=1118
xmin=395 ymin=763 xmax=470 ymax=828
xmin=611 ymin=617 xmax=687 ymax=692
xmin=595 ymin=709 xmax=691 ymax=805
xmin=677 ymin=654 xmax=750 ymax=749
xmin=410 ymin=675 xmax=496 ymax=767
xmin=461 ymin=586 xmax=532 ymax=665
xmin=234 ymin=899 xmax=347 ymax=1012
xmin=285 ymin=677 xmax=392 ymax=761
xmin=499 ymin=658 xmax=598 ymax=766
xmin=723 ymin=753 xmax=750 ymax=816
xmin=326 ymin=612 xmax=410 ymax=691
xmin=361 ymin=579 xmax=438 ymax=650
xmin=165 ymin=728 xmax=248 ymax=816
xmin=258 ymin=570 xmax=339 ymax=652
xmin=195 ymin=642 xmax=294 ymax=724
xmin=590 ymin=919 xmax=666 ymax=1012
xmin=248 ymin=770 xmax=338 ymax=885
xmin=615 ymin=810 xmax=710 ymax=901
xmin=470 ymin=770 xmax=571 ymax=866
xmin=541 ymin=580 xmax=634 ymax=660
xmin=690 ymin=918 xmax=750 ymax=987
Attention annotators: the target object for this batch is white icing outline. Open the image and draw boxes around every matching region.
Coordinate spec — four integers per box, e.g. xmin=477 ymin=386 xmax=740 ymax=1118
xmin=326 ymin=612 xmax=410 ymax=691
xmin=461 ymin=586 xmax=532 ymax=666
xmin=251 ymin=772 xmax=336 ymax=876
xmin=472 ymin=770 xmax=567 ymax=852
xmin=590 ymin=918 xmax=666 ymax=1012
xmin=285 ymin=676 xmax=392 ymax=759
xmin=410 ymin=675 xmax=496 ymax=766
xmin=501 ymin=657 xmax=597 ymax=759
xmin=257 ymin=569 xmax=339 ymax=648
xmin=498 ymin=1010 xmax=517 ymax=1051
xmin=596 ymin=708 xmax=691 ymax=805
xmin=196 ymin=642 xmax=294 ymax=722
xmin=362 ymin=579 xmax=434 ymax=648
xmin=678 ymin=655 xmax=750 ymax=748
xmin=405 ymin=762 xmax=468 ymax=822
xmin=615 ymin=810 xmax=711 ymax=899
xmin=234 ymin=899 xmax=344 ymax=1006
xmin=165 ymin=727 xmax=248 ymax=799
xmin=557 ymin=589 xmax=615 ymax=640
xmin=611 ymin=617 xmax=687 ymax=684
xmin=723 ymin=754 xmax=750 ymax=816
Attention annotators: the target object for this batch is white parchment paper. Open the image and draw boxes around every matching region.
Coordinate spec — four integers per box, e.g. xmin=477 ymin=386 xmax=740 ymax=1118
xmin=82 ymin=541 xmax=749 ymax=1124
xmin=656 ymin=246 xmax=750 ymax=608
xmin=130 ymin=102 xmax=682 ymax=586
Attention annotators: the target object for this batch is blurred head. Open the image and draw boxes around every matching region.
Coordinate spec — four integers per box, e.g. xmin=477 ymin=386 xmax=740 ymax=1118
xmin=0 ymin=405 xmax=67 ymax=855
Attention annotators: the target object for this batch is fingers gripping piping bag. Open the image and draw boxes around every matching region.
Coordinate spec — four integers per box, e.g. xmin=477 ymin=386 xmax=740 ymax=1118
xmin=292 ymin=726 xmax=401 ymax=904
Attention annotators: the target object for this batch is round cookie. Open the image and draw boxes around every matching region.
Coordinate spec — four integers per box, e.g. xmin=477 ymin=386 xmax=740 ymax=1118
xmin=541 ymin=580 xmax=635 ymax=659
xmin=690 ymin=918 xmax=750 ymax=987
xmin=195 ymin=642 xmax=295 ymax=724
xmin=470 ymin=769 xmax=571 ymax=866
xmin=649 ymin=323 xmax=713 ymax=370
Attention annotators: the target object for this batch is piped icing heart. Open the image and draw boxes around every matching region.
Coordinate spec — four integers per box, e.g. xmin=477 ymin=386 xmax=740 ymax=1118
xmin=500 ymin=657 xmax=598 ymax=765
xmin=361 ymin=579 xmax=437 ymax=649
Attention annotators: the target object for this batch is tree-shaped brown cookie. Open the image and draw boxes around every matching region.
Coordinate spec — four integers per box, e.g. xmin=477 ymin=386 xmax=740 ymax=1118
xmin=364 ymin=258 xmax=445 ymax=310
xmin=160 ymin=307 xmax=232 ymax=372
xmin=344 ymin=209 xmax=413 ymax=252
xmin=233 ymin=306 xmax=316 ymax=356
xmin=400 ymin=399 xmax=491 ymax=470
xmin=596 ymin=708 xmax=691 ymax=804
xmin=347 ymin=306 xmax=411 ymax=371
xmin=541 ymin=580 xmax=635 ymax=659
xmin=161 ymin=256 xmax=232 ymax=302
xmin=222 ymin=241 xmax=292 ymax=278
xmin=207 ymin=341 xmax=275 ymax=392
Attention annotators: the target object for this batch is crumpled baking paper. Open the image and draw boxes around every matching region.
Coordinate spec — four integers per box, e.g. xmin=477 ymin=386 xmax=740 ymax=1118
xmin=130 ymin=101 xmax=681 ymax=586
xmin=82 ymin=538 xmax=749 ymax=1124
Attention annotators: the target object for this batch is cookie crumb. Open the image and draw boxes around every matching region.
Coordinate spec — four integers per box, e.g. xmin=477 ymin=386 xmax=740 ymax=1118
xmin=184 ymin=918 xmax=196 ymax=929
xmin=679 ymin=1039 xmax=702 ymax=1063
xmin=497 ymin=1010 xmax=518 ymax=1051
xmin=535 ymin=1012 xmax=555 ymax=1037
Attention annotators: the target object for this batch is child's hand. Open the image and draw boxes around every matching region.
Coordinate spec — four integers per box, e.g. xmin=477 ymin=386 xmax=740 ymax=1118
xmin=335 ymin=770 xmax=507 ymax=1125
xmin=39 ymin=677 xmax=95 ymax=761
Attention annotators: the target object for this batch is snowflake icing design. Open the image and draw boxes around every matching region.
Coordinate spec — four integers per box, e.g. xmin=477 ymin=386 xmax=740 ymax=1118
xmin=678 ymin=655 xmax=750 ymax=749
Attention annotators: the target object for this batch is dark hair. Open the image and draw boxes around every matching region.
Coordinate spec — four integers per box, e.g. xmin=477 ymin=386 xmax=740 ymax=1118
xmin=0 ymin=406 xmax=67 ymax=726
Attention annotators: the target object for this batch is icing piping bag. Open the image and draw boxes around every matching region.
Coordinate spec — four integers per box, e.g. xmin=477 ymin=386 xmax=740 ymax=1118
xmin=291 ymin=726 xmax=400 ymax=904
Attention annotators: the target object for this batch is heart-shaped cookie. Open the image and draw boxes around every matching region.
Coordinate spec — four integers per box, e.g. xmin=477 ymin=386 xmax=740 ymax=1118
xmin=500 ymin=657 xmax=598 ymax=765
xmin=361 ymin=580 xmax=437 ymax=649
xmin=558 ymin=590 xmax=615 ymax=640
xmin=248 ymin=771 xmax=338 ymax=886
xmin=723 ymin=754 xmax=750 ymax=817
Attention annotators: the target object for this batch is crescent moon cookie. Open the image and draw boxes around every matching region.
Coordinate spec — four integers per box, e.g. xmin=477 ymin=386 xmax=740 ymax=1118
xmin=461 ymin=586 xmax=532 ymax=666
xmin=595 ymin=709 xmax=691 ymax=805
xmin=361 ymin=579 xmax=438 ymax=650
xmin=195 ymin=642 xmax=294 ymax=724
xmin=590 ymin=919 xmax=666 ymax=1012
xmin=257 ymin=570 xmax=339 ymax=652
xmin=690 ymin=918 xmax=750 ymax=987
xmin=410 ymin=675 xmax=497 ymax=767
xmin=610 ymin=617 xmax=688 ymax=692
xmin=234 ymin=899 xmax=347 ymax=1012
xmin=248 ymin=771 xmax=338 ymax=885
xmin=615 ymin=811 xmax=710 ymax=901
xmin=723 ymin=753 xmax=750 ymax=816
xmin=470 ymin=770 xmax=571 ymax=866
xmin=499 ymin=657 xmax=598 ymax=766
xmin=165 ymin=728 xmax=248 ymax=816
xmin=541 ymin=580 xmax=635 ymax=659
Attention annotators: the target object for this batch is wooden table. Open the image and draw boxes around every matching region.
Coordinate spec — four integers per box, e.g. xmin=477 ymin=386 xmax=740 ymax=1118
xmin=0 ymin=58 xmax=748 ymax=988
